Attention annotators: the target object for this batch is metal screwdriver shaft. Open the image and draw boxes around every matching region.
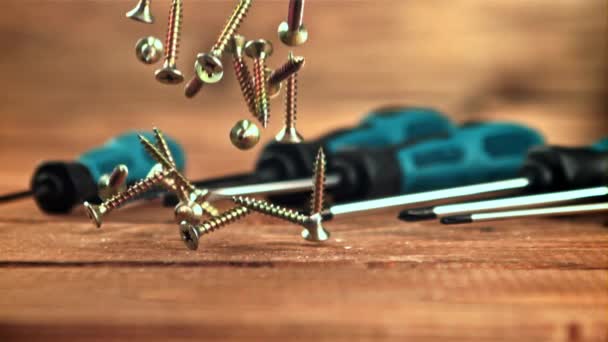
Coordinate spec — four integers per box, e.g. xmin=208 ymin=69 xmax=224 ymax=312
xmin=441 ymin=202 xmax=608 ymax=224
xmin=401 ymin=186 xmax=608 ymax=221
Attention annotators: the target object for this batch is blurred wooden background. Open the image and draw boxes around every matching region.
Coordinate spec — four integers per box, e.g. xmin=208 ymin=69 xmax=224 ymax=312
xmin=0 ymin=0 xmax=605 ymax=188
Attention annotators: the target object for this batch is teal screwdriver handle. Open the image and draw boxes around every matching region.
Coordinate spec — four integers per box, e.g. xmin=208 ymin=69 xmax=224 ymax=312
xmin=77 ymin=131 xmax=185 ymax=184
xmin=592 ymin=138 xmax=608 ymax=152
xmin=396 ymin=123 xmax=544 ymax=193
xmin=32 ymin=131 xmax=185 ymax=214
xmin=324 ymin=106 xmax=456 ymax=152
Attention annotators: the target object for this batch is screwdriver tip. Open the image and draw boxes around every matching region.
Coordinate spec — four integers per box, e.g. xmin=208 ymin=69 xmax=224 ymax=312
xmin=398 ymin=207 xmax=437 ymax=221
xmin=440 ymin=215 xmax=473 ymax=225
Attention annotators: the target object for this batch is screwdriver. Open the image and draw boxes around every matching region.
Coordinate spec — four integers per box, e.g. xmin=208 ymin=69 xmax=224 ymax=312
xmin=440 ymin=202 xmax=608 ymax=224
xmin=399 ymin=139 xmax=608 ymax=221
xmin=163 ymin=106 xmax=457 ymax=206
xmin=0 ymin=131 xmax=185 ymax=214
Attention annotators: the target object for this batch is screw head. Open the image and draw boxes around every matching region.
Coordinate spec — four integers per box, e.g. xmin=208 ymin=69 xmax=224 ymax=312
xmin=227 ymin=34 xmax=247 ymax=58
xmin=125 ymin=0 xmax=154 ymax=24
xmin=244 ymin=39 xmax=274 ymax=59
xmin=195 ymin=53 xmax=224 ymax=83
xmin=83 ymin=201 xmax=104 ymax=228
xmin=301 ymin=213 xmax=330 ymax=242
xmin=135 ymin=36 xmax=163 ymax=65
xmin=275 ymin=126 xmax=303 ymax=144
xmin=230 ymin=119 xmax=260 ymax=150
xmin=179 ymin=221 xmax=200 ymax=251
xmin=278 ymin=21 xmax=308 ymax=46
xmin=174 ymin=201 xmax=204 ymax=224
xmin=155 ymin=65 xmax=184 ymax=84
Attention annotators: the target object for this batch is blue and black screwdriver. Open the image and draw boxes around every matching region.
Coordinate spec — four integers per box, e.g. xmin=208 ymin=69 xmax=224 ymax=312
xmin=173 ymin=119 xmax=543 ymax=217
xmin=0 ymin=132 xmax=184 ymax=213
xmin=399 ymin=139 xmax=608 ymax=222
xmin=163 ymin=106 xmax=458 ymax=206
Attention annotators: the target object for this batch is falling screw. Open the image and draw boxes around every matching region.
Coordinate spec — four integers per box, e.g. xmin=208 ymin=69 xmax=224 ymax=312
xmin=268 ymin=52 xmax=305 ymax=87
xmin=278 ymin=0 xmax=308 ymax=46
xmin=126 ymin=0 xmax=154 ymax=24
xmin=275 ymin=54 xmax=304 ymax=143
xmin=230 ymin=119 xmax=260 ymax=150
xmin=155 ymin=0 xmax=184 ymax=85
xmin=265 ymin=67 xmax=282 ymax=99
xmin=179 ymin=206 xmax=251 ymax=250
xmin=191 ymin=0 xmax=252 ymax=85
xmin=84 ymin=170 xmax=171 ymax=228
xmin=229 ymin=35 xmax=256 ymax=116
xmin=310 ymin=148 xmax=326 ymax=214
xmin=245 ymin=39 xmax=273 ymax=128
xmin=135 ymin=36 xmax=163 ymax=65
xmin=232 ymin=196 xmax=330 ymax=242
xmin=184 ymin=77 xmax=204 ymax=98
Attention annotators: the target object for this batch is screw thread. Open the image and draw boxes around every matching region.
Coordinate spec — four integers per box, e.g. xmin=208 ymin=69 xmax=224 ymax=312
xmin=287 ymin=0 xmax=305 ymax=29
xmin=139 ymin=135 xmax=196 ymax=193
xmin=104 ymin=171 xmax=169 ymax=211
xmin=153 ymin=128 xmax=175 ymax=166
xmin=212 ymin=0 xmax=252 ymax=57
xmin=252 ymin=58 xmax=270 ymax=127
xmin=195 ymin=206 xmax=250 ymax=236
xmin=310 ymin=148 xmax=326 ymax=214
xmin=233 ymin=196 xmax=309 ymax=225
xmin=284 ymin=71 xmax=297 ymax=129
xmin=184 ymin=77 xmax=204 ymax=98
xmin=200 ymin=201 xmax=221 ymax=217
xmin=268 ymin=54 xmax=304 ymax=87
xmin=164 ymin=0 xmax=182 ymax=67
xmin=233 ymin=57 xmax=256 ymax=115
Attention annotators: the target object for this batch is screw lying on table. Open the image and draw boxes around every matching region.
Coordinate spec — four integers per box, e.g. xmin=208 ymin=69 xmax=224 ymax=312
xmin=275 ymin=53 xmax=304 ymax=143
xmin=139 ymin=133 xmax=220 ymax=218
xmin=245 ymin=39 xmax=273 ymax=128
xmin=97 ymin=164 xmax=129 ymax=201
xmin=278 ymin=0 xmax=308 ymax=46
xmin=228 ymin=35 xmax=256 ymax=115
xmin=190 ymin=0 xmax=252 ymax=85
xmin=179 ymin=206 xmax=251 ymax=250
xmin=126 ymin=0 xmax=154 ymax=24
xmin=84 ymin=170 xmax=172 ymax=228
xmin=232 ymin=196 xmax=330 ymax=242
xmin=135 ymin=36 xmax=163 ymax=65
xmin=268 ymin=52 xmax=305 ymax=88
xmin=155 ymin=0 xmax=184 ymax=84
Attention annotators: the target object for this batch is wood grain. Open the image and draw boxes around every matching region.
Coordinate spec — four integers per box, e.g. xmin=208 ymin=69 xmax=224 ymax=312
xmin=0 ymin=0 xmax=607 ymax=341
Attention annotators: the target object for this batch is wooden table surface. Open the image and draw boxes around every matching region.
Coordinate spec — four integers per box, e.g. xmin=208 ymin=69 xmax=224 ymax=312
xmin=0 ymin=1 xmax=607 ymax=340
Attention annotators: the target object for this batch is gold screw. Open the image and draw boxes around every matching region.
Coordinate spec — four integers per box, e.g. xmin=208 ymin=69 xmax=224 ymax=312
xmin=135 ymin=36 xmax=163 ymax=65
xmin=265 ymin=67 xmax=282 ymax=99
xmin=191 ymin=0 xmax=252 ymax=85
xmin=184 ymin=77 xmax=204 ymax=98
xmin=310 ymin=148 xmax=326 ymax=215
xmin=232 ymin=196 xmax=330 ymax=242
xmin=268 ymin=53 xmax=305 ymax=89
xmin=245 ymin=39 xmax=273 ymax=128
xmin=126 ymin=0 xmax=154 ymax=24
xmin=139 ymin=133 xmax=220 ymax=217
xmin=230 ymin=119 xmax=261 ymax=150
xmin=155 ymin=0 xmax=184 ymax=85
xmin=97 ymin=164 xmax=129 ymax=201
xmin=275 ymin=53 xmax=304 ymax=143
xmin=179 ymin=206 xmax=251 ymax=250
xmin=229 ymin=35 xmax=256 ymax=116
xmin=84 ymin=170 xmax=172 ymax=228
xmin=232 ymin=196 xmax=309 ymax=225
xmin=278 ymin=0 xmax=308 ymax=46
